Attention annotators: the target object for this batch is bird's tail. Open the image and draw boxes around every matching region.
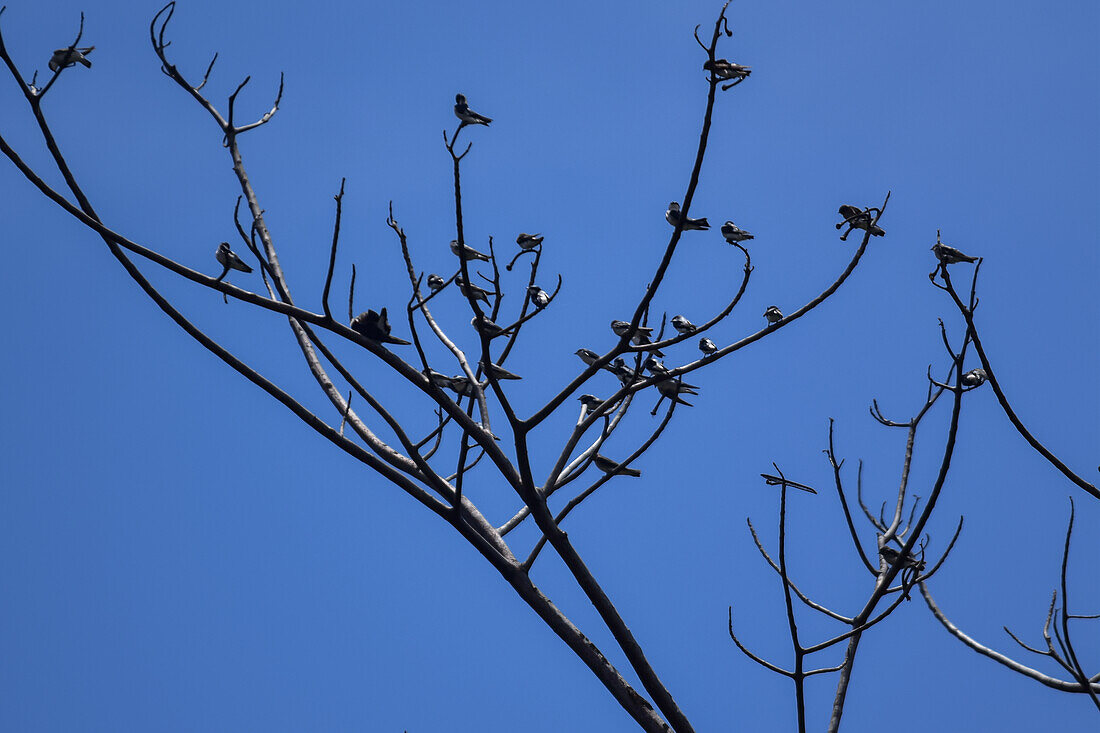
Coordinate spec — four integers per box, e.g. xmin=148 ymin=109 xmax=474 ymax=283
xmin=696 ymin=218 xmax=710 ymax=229
xmin=871 ymin=224 xmax=885 ymax=236
xmin=80 ymin=46 xmax=94 ymax=67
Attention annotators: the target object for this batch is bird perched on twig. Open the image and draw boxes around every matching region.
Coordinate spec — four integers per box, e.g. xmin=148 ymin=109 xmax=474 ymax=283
xmin=351 ymin=307 xmax=411 ymax=345
xmin=427 ymin=273 xmax=445 ymax=292
xmin=479 ymin=360 xmax=522 ymax=380
xmin=931 ymin=234 xmax=978 ymax=265
xmin=516 ymin=233 xmax=544 ymax=250
xmin=578 ymin=394 xmax=604 ymax=412
xmin=575 ymin=348 xmax=603 ymax=368
xmin=447 ymin=375 xmax=482 ymax=397
xmin=961 ymin=368 xmax=988 ymax=387
xmin=215 ymin=242 xmax=252 ymax=281
xmin=671 ymin=315 xmax=697 ymax=335
xmin=455 ymin=275 xmax=492 ymax=304
xmin=594 ymin=455 xmax=641 ymax=478
xmin=760 ymin=473 xmax=818 ymax=494
xmin=454 ymin=93 xmax=492 ymax=126
xmin=472 ymin=315 xmax=510 ymax=339
xmin=704 ymin=58 xmax=751 ymax=81
xmin=423 ymin=368 xmax=455 ymax=391
xmin=656 ymin=376 xmax=698 ymax=405
xmin=763 ymin=305 xmax=783 ymax=325
xmin=721 ymin=221 xmax=754 ymax=243
xmin=49 ymin=46 xmax=94 ymax=72
xmin=836 ymin=204 xmax=885 ymax=241
xmin=699 ymin=337 xmax=717 ymax=356
xmin=666 ymin=201 xmax=710 ymax=230
xmin=610 ymin=320 xmax=664 ymax=356
xmin=643 ymin=357 xmax=671 ymax=378
xmin=608 ymin=359 xmax=639 ymax=386
xmin=451 ymin=239 xmax=491 ymax=262
xmin=527 ymin=285 xmax=550 ymax=309
xmin=879 ymin=545 xmax=925 ymax=572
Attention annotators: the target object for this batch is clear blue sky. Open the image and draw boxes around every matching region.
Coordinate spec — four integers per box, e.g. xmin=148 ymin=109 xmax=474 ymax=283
xmin=1 ymin=1 xmax=1097 ymax=731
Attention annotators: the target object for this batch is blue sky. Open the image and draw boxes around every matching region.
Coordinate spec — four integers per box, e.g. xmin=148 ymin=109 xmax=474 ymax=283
xmin=1 ymin=0 xmax=1097 ymax=731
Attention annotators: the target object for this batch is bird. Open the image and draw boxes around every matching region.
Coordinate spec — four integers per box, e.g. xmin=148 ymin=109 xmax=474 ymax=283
xmin=423 ymin=368 xmax=455 ymax=390
xmin=49 ymin=46 xmax=94 ymax=72
xmin=575 ymin=348 xmax=600 ymax=366
xmin=480 ymin=360 xmax=522 ymax=380
xmin=427 ymin=273 xmax=445 ymax=292
xmin=671 ymin=315 xmax=697 ymax=335
xmin=516 ymin=233 xmax=544 ymax=250
xmin=447 ymin=375 xmax=482 ymax=397
xmin=578 ymin=394 xmax=604 ymax=411
xmin=703 ymin=58 xmax=751 ymax=80
xmin=610 ymin=320 xmax=664 ymax=356
xmin=350 ymin=307 xmax=411 ymax=345
xmin=472 ymin=315 xmax=508 ymax=338
xmin=879 ymin=545 xmax=925 ymax=572
xmin=594 ymin=454 xmax=641 ymax=478
xmin=763 ymin=305 xmax=783 ymax=325
xmin=655 ymin=377 xmax=698 ymax=407
xmin=608 ymin=360 xmax=639 ymax=386
xmin=836 ymin=204 xmax=885 ymax=241
xmin=699 ymin=337 xmax=717 ymax=356
xmin=961 ymin=368 xmax=988 ymax=387
xmin=644 ymin=357 xmax=671 ymax=378
xmin=527 ymin=285 xmax=550 ymax=309
xmin=215 ymin=241 xmax=253 ymax=278
xmin=760 ymin=473 xmax=818 ymax=493
xmin=455 ymin=275 xmax=492 ymax=303
xmin=666 ymin=201 xmax=710 ymax=230
xmin=931 ymin=239 xmax=978 ymax=265
xmin=454 ymin=93 xmax=492 ymax=126
xmin=450 ymin=239 xmax=491 ymax=262
xmin=721 ymin=221 xmax=754 ymax=243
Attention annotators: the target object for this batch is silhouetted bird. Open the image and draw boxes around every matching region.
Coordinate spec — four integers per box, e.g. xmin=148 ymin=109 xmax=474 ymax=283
xmin=215 ymin=242 xmax=252 ymax=279
xmin=527 ymin=285 xmax=550 ymax=309
xmin=931 ymin=241 xmax=978 ymax=265
xmin=760 ymin=473 xmax=818 ymax=493
xmin=721 ymin=221 xmax=754 ymax=243
xmin=671 ymin=315 xmax=697 ymax=335
xmin=879 ymin=545 xmax=925 ymax=572
xmin=516 ymin=232 xmax=544 ymax=250
xmin=763 ymin=305 xmax=783 ymax=325
xmin=578 ymin=394 xmax=604 ymax=411
xmin=961 ymin=368 xmax=988 ymax=387
xmin=656 ymin=377 xmax=697 ymax=407
xmin=704 ymin=58 xmax=751 ymax=80
xmin=447 ymin=375 xmax=481 ymax=397
xmin=836 ymin=204 xmax=885 ymax=241
xmin=423 ymin=368 xmax=455 ymax=390
xmin=455 ymin=275 xmax=492 ymax=304
xmin=644 ymin=357 xmax=671 ymax=378
xmin=451 ymin=239 xmax=491 ymax=262
xmin=610 ymin=320 xmax=664 ymax=356
xmin=49 ymin=46 xmax=94 ymax=72
xmin=575 ymin=348 xmax=600 ymax=366
xmin=480 ymin=360 xmax=522 ymax=380
xmin=427 ymin=274 xmax=445 ymax=291
xmin=351 ymin=307 xmax=411 ymax=345
xmin=666 ymin=201 xmax=709 ymax=230
xmin=699 ymin=337 xmax=717 ymax=356
xmin=594 ymin=454 xmax=641 ymax=478
xmin=454 ymin=93 xmax=492 ymax=126
xmin=472 ymin=315 xmax=508 ymax=338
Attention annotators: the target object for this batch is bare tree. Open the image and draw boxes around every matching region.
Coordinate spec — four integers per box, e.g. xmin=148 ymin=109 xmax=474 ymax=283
xmin=0 ymin=2 xmax=1095 ymax=731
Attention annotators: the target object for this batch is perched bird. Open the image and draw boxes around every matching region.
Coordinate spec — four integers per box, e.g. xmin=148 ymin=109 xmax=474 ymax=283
xmin=427 ymin=273 xmax=446 ymax=292
xmin=516 ymin=232 xmax=544 ymax=250
xmin=472 ymin=315 xmax=508 ymax=338
xmin=610 ymin=320 xmax=664 ymax=356
xmin=879 ymin=545 xmax=925 ymax=572
xmin=215 ymin=241 xmax=253 ymax=279
xmin=455 ymin=275 xmax=492 ymax=303
xmin=666 ymin=201 xmax=710 ymax=230
xmin=644 ymin=357 xmax=671 ymax=377
xmin=656 ymin=377 xmax=698 ymax=407
xmin=351 ymin=307 xmax=411 ymax=345
xmin=423 ymin=368 xmax=455 ymax=390
xmin=961 ymin=368 xmax=988 ymax=387
xmin=578 ymin=394 xmax=604 ymax=411
xmin=760 ymin=473 xmax=818 ymax=494
xmin=671 ymin=315 xmax=697 ymax=335
xmin=703 ymin=58 xmax=751 ymax=81
xmin=594 ymin=454 xmax=641 ymax=478
xmin=447 ymin=375 xmax=481 ymax=397
xmin=575 ymin=348 xmax=601 ymax=367
xmin=454 ymin=93 xmax=492 ymax=126
xmin=836 ymin=204 xmax=885 ymax=241
xmin=763 ymin=305 xmax=783 ymax=325
xmin=49 ymin=46 xmax=94 ymax=72
xmin=527 ymin=285 xmax=550 ymax=309
xmin=480 ymin=360 xmax=522 ymax=380
xmin=450 ymin=239 xmax=491 ymax=262
xmin=931 ymin=239 xmax=978 ymax=265
xmin=699 ymin=336 xmax=717 ymax=356
xmin=720 ymin=221 xmax=754 ymax=243
xmin=608 ymin=359 xmax=638 ymax=386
